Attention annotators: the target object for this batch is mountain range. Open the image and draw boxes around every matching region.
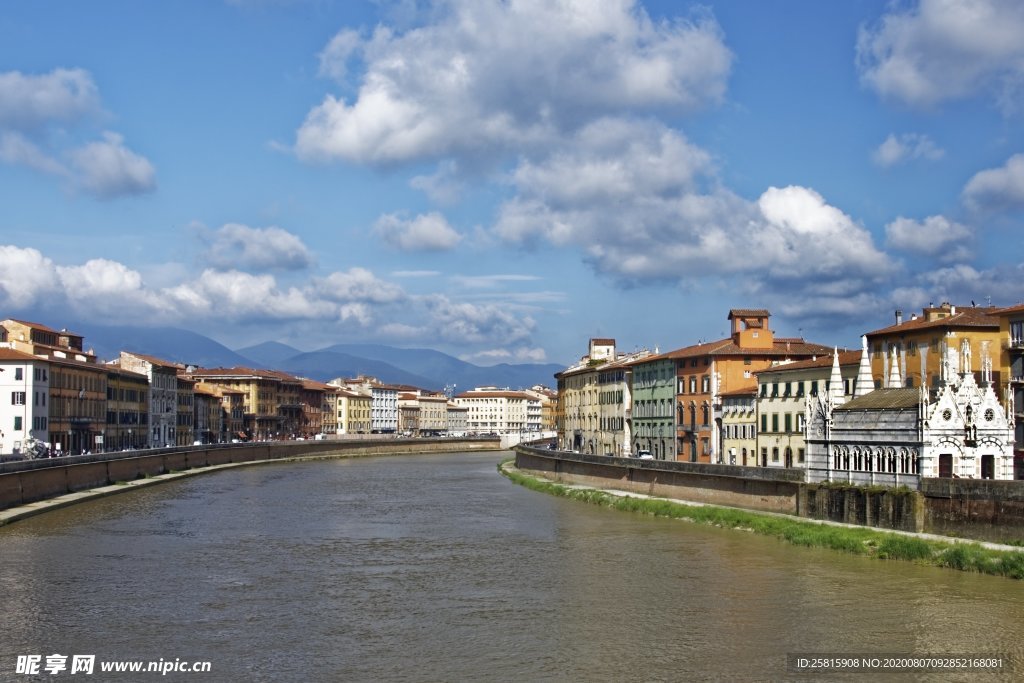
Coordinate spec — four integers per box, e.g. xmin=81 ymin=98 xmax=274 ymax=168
xmin=67 ymin=321 xmax=563 ymax=392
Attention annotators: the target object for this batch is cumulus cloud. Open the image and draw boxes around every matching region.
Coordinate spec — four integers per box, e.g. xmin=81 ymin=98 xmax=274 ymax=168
xmin=0 ymin=243 xmax=543 ymax=356
xmin=492 ymin=120 xmax=894 ymax=297
xmin=200 ymin=223 xmax=315 ymax=271
xmin=885 ymin=215 xmax=972 ymax=259
xmin=421 ymin=294 xmax=535 ymax=345
xmin=409 ymin=160 xmax=464 ymax=204
xmin=313 ymin=267 xmax=406 ymax=304
xmin=0 ymin=68 xmax=99 ymax=130
xmin=68 ymin=132 xmax=156 ymax=198
xmin=373 ymin=211 xmax=462 ymax=251
xmin=0 ymin=245 xmax=61 ymax=308
xmin=872 ymin=132 xmax=944 ymax=167
xmin=857 ymin=0 xmax=1024 ymax=110
xmin=296 ymin=0 xmax=732 ymax=165
xmin=962 ymin=153 xmax=1024 ymax=211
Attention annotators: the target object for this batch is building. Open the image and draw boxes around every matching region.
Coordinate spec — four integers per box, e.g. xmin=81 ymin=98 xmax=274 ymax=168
xmin=556 ymin=339 xmax=650 ymax=456
xmin=754 ymin=348 xmax=863 ymax=468
xmin=720 ymin=387 xmax=756 ymax=466
xmin=454 ymin=388 xmax=538 ymax=435
xmin=662 ymin=310 xmax=833 ymax=463
xmin=417 ymin=393 xmax=449 ymax=436
xmin=627 ymin=353 xmax=676 ymax=459
xmin=0 ymin=347 xmax=51 ymax=456
xmin=398 ymin=393 xmax=420 ymax=435
xmin=333 ymin=387 xmax=371 ymax=435
xmin=192 ymin=383 xmax=223 ymax=445
xmin=175 ymin=372 xmax=195 ymax=446
xmin=992 ymin=303 xmax=1024 ymax=478
xmin=806 ymin=339 xmax=1014 ymax=487
xmin=865 ymin=302 xmax=1003 ymax=392
xmin=186 ymin=367 xmax=289 ymax=440
xmin=105 ymin=364 xmax=149 ymax=450
xmin=446 ymin=401 xmax=468 ymax=436
xmin=2 ymin=319 xmax=107 ymax=454
xmin=117 ymin=352 xmax=180 ymax=448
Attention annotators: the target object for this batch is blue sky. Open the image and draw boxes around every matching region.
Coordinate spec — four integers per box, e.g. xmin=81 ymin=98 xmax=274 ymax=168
xmin=2 ymin=0 xmax=1023 ymax=368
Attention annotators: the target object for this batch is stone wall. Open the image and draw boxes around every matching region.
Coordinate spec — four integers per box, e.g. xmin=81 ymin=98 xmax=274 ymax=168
xmin=921 ymin=478 xmax=1024 ymax=544
xmin=515 ymin=448 xmax=802 ymax=515
xmin=0 ymin=438 xmax=501 ymax=512
xmin=515 ymin=446 xmax=1024 ymax=543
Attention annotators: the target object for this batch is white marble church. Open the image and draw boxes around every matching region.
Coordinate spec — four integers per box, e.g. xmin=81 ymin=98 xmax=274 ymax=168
xmin=805 ymin=337 xmax=1015 ymax=487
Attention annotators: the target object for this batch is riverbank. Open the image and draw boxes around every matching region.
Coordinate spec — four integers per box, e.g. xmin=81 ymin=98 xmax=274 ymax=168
xmin=500 ymin=460 xmax=1024 ymax=580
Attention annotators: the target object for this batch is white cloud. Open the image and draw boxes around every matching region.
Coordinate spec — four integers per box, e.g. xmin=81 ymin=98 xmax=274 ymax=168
xmin=201 ymin=223 xmax=315 ymax=271
xmin=492 ymin=121 xmax=894 ymax=293
xmin=420 ymin=293 xmax=535 ymax=345
xmin=464 ymin=346 xmax=548 ymax=364
xmin=314 ymin=267 xmax=406 ymax=304
xmin=0 ymin=245 xmax=60 ymax=308
xmin=318 ymin=28 xmax=361 ymax=82
xmin=0 ymin=244 xmax=545 ymax=353
xmin=450 ymin=274 xmax=542 ymax=289
xmin=962 ymin=153 xmax=1024 ymax=210
xmin=872 ymin=132 xmax=944 ymax=167
xmin=373 ymin=211 xmax=462 ymax=251
xmin=0 ymin=68 xmax=99 ymax=130
xmin=68 ymin=132 xmax=156 ymax=199
xmin=857 ymin=0 xmax=1024 ymax=110
xmin=296 ymin=0 xmax=731 ymax=165
xmin=885 ymin=215 xmax=972 ymax=259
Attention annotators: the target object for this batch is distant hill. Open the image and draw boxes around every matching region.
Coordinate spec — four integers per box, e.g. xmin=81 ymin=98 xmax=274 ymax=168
xmin=275 ymin=350 xmax=437 ymax=388
xmin=234 ymin=341 xmax=303 ymax=368
xmin=67 ymin=322 xmax=253 ymax=368
xmin=320 ymin=343 xmax=562 ymax=390
xmin=56 ymin=322 xmax=561 ymax=390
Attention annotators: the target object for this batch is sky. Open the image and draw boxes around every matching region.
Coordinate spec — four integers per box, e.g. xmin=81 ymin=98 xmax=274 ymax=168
xmin=2 ymin=0 xmax=1024 ymax=368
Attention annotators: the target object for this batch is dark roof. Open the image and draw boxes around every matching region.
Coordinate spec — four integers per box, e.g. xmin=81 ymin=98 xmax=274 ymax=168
xmin=867 ymin=306 xmax=1000 ymax=336
xmin=992 ymin=302 xmax=1024 ymax=316
xmin=836 ymin=388 xmax=920 ymax=411
xmin=728 ymin=309 xmax=770 ymax=319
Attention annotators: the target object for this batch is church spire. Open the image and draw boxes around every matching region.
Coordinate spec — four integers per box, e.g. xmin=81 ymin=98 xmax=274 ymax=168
xmin=829 ymin=347 xmax=845 ymax=404
xmin=886 ymin=346 xmax=902 ymax=388
xmin=855 ymin=335 xmax=873 ymax=398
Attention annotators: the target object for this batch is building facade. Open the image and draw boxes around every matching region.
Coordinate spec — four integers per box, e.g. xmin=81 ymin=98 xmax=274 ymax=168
xmin=0 ymin=348 xmax=51 ymax=456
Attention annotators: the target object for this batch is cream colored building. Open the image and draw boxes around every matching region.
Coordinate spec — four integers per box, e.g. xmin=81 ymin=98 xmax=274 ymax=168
xmin=720 ymin=388 xmax=756 ymax=466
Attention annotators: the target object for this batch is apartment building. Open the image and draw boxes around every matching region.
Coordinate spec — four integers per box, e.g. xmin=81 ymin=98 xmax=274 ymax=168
xmin=0 ymin=347 xmax=51 ymax=456
xmin=454 ymin=388 xmax=538 ymax=434
xmin=865 ymin=303 xmax=1003 ymax=392
xmin=117 ymin=352 xmax=181 ymax=448
xmin=993 ymin=303 xmax=1024 ymax=477
xmin=105 ymin=364 xmax=149 ymax=450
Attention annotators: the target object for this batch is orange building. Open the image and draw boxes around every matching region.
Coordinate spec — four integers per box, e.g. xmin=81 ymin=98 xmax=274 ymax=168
xmin=666 ymin=309 xmax=832 ymax=463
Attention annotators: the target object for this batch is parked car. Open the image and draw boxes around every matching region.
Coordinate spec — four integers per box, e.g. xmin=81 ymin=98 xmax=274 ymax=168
xmin=635 ymin=449 xmax=654 ymax=459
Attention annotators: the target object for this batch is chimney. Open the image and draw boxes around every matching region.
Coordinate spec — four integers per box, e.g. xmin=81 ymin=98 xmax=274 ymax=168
xmin=895 ymin=309 xmax=903 ymax=325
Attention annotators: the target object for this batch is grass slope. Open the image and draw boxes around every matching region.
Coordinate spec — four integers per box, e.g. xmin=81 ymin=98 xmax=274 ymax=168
xmin=500 ymin=461 xmax=1024 ymax=580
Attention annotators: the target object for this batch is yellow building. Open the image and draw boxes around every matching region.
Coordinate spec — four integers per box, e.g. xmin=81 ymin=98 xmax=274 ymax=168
xmin=865 ymin=303 xmax=1003 ymax=392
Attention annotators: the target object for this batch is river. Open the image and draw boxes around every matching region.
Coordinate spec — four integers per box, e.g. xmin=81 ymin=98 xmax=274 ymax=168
xmin=1 ymin=451 xmax=1020 ymax=681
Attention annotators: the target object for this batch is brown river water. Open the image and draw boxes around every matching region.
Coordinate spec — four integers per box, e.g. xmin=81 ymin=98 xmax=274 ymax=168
xmin=0 ymin=451 xmax=1021 ymax=681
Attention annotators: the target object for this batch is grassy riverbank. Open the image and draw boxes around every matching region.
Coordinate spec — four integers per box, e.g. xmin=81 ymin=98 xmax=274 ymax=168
xmin=500 ymin=461 xmax=1024 ymax=580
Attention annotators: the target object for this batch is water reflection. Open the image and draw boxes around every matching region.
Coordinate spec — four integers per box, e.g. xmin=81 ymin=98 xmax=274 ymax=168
xmin=0 ymin=452 xmax=1019 ymax=681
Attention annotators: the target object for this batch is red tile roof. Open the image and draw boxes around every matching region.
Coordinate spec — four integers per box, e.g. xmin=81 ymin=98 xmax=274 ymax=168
xmin=866 ymin=306 xmax=1000 ymax=336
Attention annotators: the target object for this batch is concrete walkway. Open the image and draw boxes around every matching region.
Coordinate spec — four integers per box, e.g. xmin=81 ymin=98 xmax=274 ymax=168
xmin=502 ymin=462 xmax=1024 ymax=553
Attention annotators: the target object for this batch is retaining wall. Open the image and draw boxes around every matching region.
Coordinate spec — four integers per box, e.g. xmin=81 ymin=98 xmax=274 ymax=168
xmin=0 ymin=438 xmax=501 ymax=512
xmin=515 ymin=446 xmax=1024 ymax=543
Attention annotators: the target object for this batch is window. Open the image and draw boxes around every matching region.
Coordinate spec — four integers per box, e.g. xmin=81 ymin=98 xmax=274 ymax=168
xmin=810 ymin=380 xmax=818 ymax=396
xmin=15 ymin=367 xmax=23 ymax=380
xmin=761 ymin=414 xmax=768 ymax=432
xmin=798 ymin=448 xmax=805 ymax=463
xmin=771 ymin=414 xmax=779 ymax=432
xmin=771 ymin=383 xmax=778 ymax=397
xmin=11 ymin=391 xmax=26 ymax=405
xmin=784 ymin=413 xmax=792 ymax=433
xmin=772 ymin=447 xmax=779 ymax=462
xmin=701 ymin=376 xmax=710 ymax=392
xmin=14 ymin=416 xmax=22 ymax=430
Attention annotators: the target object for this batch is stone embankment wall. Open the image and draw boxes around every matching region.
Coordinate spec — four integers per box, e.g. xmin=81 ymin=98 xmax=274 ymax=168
xmin=0 ymin=438 xmax=501 ymax=512
xmin=515 ymin=446 xmax=1024 ymax=544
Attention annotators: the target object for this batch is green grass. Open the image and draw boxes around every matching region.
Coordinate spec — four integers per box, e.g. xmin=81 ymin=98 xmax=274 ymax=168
xmin=500 ymin=460 xmax=1024 ymax=580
